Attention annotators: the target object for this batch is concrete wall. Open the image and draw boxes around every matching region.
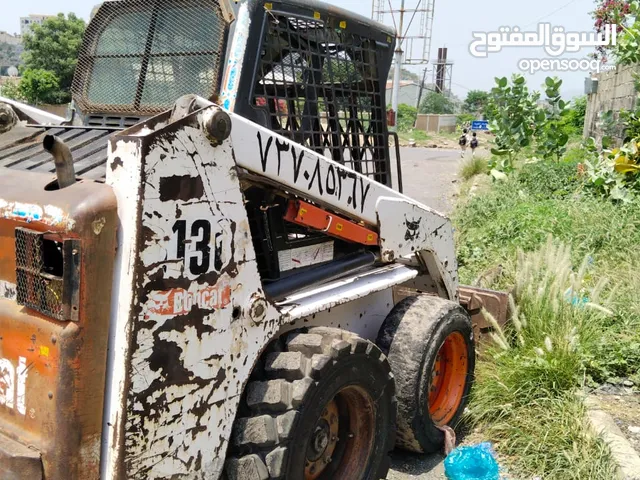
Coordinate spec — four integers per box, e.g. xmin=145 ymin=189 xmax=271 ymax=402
xmin=415 ymin=114 xmax=457 ymax=133
xmin=584 ymin=64 xmax=640 ymax=142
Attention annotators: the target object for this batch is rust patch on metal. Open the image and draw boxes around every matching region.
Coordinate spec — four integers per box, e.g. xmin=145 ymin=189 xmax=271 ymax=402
xmin=0 ymin=170 xmax=118 ymax=479
xmin=458 ymin=285 xmax=509 ymax=343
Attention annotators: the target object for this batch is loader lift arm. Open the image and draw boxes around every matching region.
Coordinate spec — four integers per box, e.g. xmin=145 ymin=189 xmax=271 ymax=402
xmin=169 ymin=96 xmax=459 ymax=302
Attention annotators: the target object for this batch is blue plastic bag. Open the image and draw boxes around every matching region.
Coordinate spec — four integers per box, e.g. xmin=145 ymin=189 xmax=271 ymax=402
xmin=444 ymin=442 xmax=500 ymax=480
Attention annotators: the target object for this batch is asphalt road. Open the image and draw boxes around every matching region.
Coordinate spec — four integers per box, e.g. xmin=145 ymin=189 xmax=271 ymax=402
xmin=387 ymin=146 xmax=462 ymax=480
xmin=392 ymin=147 xmax=462 ymax=215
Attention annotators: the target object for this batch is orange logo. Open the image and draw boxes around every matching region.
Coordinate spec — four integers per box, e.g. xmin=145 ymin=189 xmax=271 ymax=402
xmin=148 ymin=282 xmax=231 ymax=316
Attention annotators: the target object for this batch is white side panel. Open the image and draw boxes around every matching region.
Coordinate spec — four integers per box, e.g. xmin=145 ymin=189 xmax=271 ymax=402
xmin=103 ymin=108 xmax=285 ymax=480
xmin=377 ymin=197 xmax=459 ymax=300
xmin=282 ymin=289 xmax=395 ymax=342
xmin=102 ymin=139 xmax=144 ymax=480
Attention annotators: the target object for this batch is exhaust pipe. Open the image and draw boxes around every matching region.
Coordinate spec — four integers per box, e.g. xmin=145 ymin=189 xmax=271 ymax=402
xmin=43 ymin=135 xmax=76 ymax=189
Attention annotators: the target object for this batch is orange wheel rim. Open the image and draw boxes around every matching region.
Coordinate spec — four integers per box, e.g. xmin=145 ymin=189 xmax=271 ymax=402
xmin=304 ymin=386 xmax=375 ymax=480
xmin=428 ymin=332 xmax=468 ymax=426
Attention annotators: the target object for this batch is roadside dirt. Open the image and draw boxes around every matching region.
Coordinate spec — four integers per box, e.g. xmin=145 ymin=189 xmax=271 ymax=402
xmin=593 ymin=390 xmax=640 ymax=455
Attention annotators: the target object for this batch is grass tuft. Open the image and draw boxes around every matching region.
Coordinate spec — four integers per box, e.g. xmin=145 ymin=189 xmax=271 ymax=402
xmin=459 ymin=155 xmax=488 ymax=181
xmin=466 ymin=239 xmax=619 ymax=478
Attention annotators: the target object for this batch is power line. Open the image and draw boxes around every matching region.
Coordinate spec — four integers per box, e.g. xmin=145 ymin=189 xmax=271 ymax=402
xmin=522 ymin=0 xmax=581 ymax=28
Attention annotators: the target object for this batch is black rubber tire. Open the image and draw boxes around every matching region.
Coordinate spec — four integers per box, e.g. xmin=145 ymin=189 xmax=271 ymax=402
xmin=225 ymin=327 xmax=397 ymax=480
xmin=377 ymin=295 xmax=475 ymax=454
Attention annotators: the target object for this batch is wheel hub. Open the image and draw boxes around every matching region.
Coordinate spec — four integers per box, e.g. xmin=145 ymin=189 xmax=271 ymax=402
xmin=309 ymin=422 xmax=330 ymax=461
xmin=305 ymin=400 xmax=339 ymax=479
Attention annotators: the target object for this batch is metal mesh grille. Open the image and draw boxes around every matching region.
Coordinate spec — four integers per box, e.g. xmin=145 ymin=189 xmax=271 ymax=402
xmin=15 ymin=228 xmax=66 ymax=321
xmin=254 ymin=13 xmax=390 ymax=185
xmin=72 ymin=0 xmax=230 ymax=115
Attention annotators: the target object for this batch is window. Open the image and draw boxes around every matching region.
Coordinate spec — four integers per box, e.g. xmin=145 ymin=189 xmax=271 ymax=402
xmin=75 ymin=0 xmax=229 ymax=114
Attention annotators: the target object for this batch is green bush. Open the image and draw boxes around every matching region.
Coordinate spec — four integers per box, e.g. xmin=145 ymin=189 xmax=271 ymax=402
xmin=516 ymin=160 xmax=582 ymax=199
xmin=18 ymin=69 xmax=60 ymax=105
xmin=419 ymin=91 xmax=454 ymax=114
xmin=0 ymin=81 xmax=25 ymax=102
xmin=396 ymin=103 xmax=417 ymax=132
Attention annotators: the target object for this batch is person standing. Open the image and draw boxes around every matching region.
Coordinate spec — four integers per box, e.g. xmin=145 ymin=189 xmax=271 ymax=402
xmin=458 ymin=128 xmax=469 ymax=158
xmin=470 ymin=132 xmax=479 ymax=157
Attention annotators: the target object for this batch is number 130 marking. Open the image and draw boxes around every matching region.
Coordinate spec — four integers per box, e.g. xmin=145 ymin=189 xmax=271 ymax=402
xmin=172 ymin=219 xmax=212 ymax=275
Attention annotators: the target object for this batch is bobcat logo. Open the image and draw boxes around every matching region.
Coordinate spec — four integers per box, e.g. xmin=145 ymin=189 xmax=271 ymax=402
xmin=404 ymin=216 xmax=422 ymax=241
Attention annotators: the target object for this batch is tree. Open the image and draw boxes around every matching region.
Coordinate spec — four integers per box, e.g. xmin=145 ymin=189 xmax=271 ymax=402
xmin=0 ymin=43 xmax=22 ymax=68
xmin=419 ymin=91 xmax=454 ymax=114
xmin=22 ymin=13 xmax=85 ymax=104
xmin=485 ymin=75 xmax=540 ymax=173
xmin=535 ymin=77 xmax=571 ymax=162
xmin=462 ymin=90 xmax=489 ymax=115
xmin=18 ymin=69 xmax=60 ymax=105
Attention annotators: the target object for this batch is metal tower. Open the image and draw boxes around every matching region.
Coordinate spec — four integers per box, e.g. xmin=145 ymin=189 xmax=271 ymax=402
xmin=372 ymin=0 xmax=436 ymax=125
xmin=433 ymin=47 xmax=453 ymax=96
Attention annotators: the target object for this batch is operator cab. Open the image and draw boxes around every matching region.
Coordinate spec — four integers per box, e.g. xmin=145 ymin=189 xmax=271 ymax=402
xmin=4 ymin=0 xmax=400 ymax=286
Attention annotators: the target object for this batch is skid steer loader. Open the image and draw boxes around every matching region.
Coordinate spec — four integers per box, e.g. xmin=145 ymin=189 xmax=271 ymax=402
xmin=0 ymin=0 xmax=508 ymax=478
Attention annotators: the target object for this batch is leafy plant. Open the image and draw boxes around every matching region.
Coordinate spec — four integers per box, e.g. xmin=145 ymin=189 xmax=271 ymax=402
xmin=591 ymin=0 xmax=630 ymax=62
xmin=535 ymin=77 xmax=571 ymax=162
xmin=562 ymin=95 xmax=587 ymax=135
xmin=17 ymin=69 xmax=60 ymax=105
xmin=517 ymin=159 xmax=583 ymax=199
xmin=419 ymin=91 xmax=455 ymax=114
xmin=456 ymin=113 xmax=475 ymax=127
xmin=611 ymin=1 xmax=640 ymax=65
xmin=485 ymin=75 xmax=540 ymax=174
xmin=0 ymin=80 xmax=25 ymax=102
xmin=21 ymin=13 xmax=86 ymax=104
xmin=583 ymin=106 xmax=640 ymax=201
xmin=395 ymin=103 xmax=418 ymax=132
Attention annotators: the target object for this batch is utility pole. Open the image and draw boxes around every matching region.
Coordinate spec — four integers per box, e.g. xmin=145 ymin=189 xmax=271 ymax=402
xmin=391 ymin=0 xmax=405 ymax=131
xmin=415 ymin=66 xmax=428 ymax=111
xmin=374 ymin=0 xmax=435 ymax=129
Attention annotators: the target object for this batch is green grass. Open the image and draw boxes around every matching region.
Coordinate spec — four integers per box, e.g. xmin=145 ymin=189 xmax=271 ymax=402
xmin=454 ymin=158 xmax=640 ymax=478
xmin=459 ymin=155 xmax=488 ymax=181
xmin=396 ymin=129 xmax=431 ymax=146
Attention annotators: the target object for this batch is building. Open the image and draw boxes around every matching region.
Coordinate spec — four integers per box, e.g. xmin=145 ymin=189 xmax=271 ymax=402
xmin=386 ymin=81 xmax=421 ymax=108
xmin=0 ymin=32 xmax=21 ymax=46
xmin=0 ymin=32 xmax=23 ymax=75
xmin=20 ymin=14 xmax=55 ymax=36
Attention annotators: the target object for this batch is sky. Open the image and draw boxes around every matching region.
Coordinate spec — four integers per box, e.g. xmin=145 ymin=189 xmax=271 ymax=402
xmin=1 ymin=0 xmax=596 ymax=100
